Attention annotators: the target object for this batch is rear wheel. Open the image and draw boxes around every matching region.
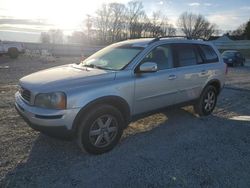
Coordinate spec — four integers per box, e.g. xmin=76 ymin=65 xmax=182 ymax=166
xmin=194 ymin=85 xmax=217 ymax=116
xmin=8 ymin=48 xmax=19 ymax=58
xmin=77 ymin=105 xmax=124 ymax=154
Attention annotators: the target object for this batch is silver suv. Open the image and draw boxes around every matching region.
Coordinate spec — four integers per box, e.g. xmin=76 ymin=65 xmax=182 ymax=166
xmin=15 ymin=37 xmax=226 ymax=154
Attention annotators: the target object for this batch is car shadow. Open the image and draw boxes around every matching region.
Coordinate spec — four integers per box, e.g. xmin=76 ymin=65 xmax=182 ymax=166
xmin=2 ymin=103 xmax=250 ymax=188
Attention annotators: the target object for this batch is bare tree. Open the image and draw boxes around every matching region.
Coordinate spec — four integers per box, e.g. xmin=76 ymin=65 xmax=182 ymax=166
xmin=109 ymin=3 xmax=126 ymax=42
xmin=48 ymin=29 xmax=64 ymax=44
xmin=40 ymin=29 xmax=64 ymax=44
xmin=149 ymin=12 xmax=176 ymax=37
xmin=95 ymin=4 xmax=112 ymax=43
xmin=85 ymin=15 xmax=93 ymax=41
xmin=126 ymin=1 xmax=146 ymax=38
xmin=231 ymin=23 xmax=246 ymax=36
xmin=177 ymin=12 xmax=216 ymax=39
xmin=149 ymin=12 xmax=163 ymax=37
xmin=163 ymin=24 xmax=176 ymax=36
xmin=40 ymin=32 xmax=50 ymax=43
xmin=67 ymin=31 xmax=86 ymax=44
xmin=245 ymin=20 xmax=250 ymax=39
xmin=89 ymin=1 xmax=177 ymax=44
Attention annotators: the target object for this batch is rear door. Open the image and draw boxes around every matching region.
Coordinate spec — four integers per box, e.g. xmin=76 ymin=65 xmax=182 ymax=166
xmin=171 ymin=43 xmax=205 ymax=102
xmin=197 ymin=43 xmax=220 ymax=86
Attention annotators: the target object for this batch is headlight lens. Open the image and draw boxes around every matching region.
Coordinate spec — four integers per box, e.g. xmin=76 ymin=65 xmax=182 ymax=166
xmin=228 ymin=58 xmax=233 ymax=62
xmin=35 ymin=92 xmax=66 ymax=109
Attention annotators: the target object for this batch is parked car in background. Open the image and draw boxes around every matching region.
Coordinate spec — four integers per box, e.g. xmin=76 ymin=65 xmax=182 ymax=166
xmin=0 ymin=40 xmax=25 ymax=58
xmin=15 ymin=37 xmax=226 ymax=154
xmin=222 ymin=50 xmax=245 ymax=67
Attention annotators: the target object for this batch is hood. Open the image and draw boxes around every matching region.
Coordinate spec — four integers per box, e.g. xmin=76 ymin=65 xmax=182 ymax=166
xmin=222 ymin=55 xmax=234 ymax=59
xmin=20 ymin=64 xmax=116 ymax=91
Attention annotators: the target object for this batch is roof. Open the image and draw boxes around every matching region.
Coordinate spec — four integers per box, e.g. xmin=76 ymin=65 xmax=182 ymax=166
xmin=114 ymin=38 xmax=153 ymax=48
xmin=114 ymin=37 xmax=212 ymax=48
xmin=222 ymin=50 xmax=238 ymax=53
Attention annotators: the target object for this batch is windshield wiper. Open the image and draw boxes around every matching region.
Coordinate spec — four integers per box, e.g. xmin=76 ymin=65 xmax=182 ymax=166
xmin=83 ymin=64 xmax=95 ymax=68
xmin=83 ymin=64 xmax=114 ymax=70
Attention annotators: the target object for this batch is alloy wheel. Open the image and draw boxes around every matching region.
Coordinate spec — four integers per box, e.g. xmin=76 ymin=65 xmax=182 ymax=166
xmin=204 ymin=90 xmax=216 ymax=112
xmin=89 ymin=115 xmax=118 ymax=148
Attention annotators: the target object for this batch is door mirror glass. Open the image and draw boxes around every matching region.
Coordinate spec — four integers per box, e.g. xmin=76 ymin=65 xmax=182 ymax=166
xmin=138 ymin=62 xmax=158 ymax=73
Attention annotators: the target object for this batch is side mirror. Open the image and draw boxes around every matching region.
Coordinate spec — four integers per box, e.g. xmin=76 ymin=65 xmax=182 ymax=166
xmin=138 ymin=62 xmax=158 ymax=73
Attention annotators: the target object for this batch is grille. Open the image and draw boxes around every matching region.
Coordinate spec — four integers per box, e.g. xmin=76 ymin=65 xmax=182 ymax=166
xmin=20 ymin=88 xmax=31 ymax=102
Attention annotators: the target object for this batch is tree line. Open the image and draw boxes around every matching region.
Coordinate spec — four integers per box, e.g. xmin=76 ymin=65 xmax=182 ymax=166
xmin=227 ymin=20 xmax=250 ymax=40
xmin=41 ymin=1 xmax=229 ymax=44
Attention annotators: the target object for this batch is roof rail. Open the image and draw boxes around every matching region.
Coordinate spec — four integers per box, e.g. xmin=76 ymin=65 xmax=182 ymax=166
xmin=149 ymin=35 xmax=206 ymax=44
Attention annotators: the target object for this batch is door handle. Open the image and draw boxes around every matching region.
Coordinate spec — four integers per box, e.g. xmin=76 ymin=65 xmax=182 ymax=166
xmin=168 ymin=75 xmax=177 ymax=80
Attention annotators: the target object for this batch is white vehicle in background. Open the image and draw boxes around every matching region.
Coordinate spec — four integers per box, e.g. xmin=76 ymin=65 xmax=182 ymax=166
xmin=0 ymin=40 xmax=25 ymax=58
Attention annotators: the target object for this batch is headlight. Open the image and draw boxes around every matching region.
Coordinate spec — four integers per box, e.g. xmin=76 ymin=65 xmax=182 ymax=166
xmin=35 ymin=92 xmax=66 ymax=109
xmin=228 ymin=58 xmax=233 ymax=62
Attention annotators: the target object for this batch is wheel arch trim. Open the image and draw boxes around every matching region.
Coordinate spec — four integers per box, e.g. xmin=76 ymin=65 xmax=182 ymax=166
xmin=203 ymin=79 xmax=222 ymax=95
xmin=72 ymin=95 xmax=131 ymax=133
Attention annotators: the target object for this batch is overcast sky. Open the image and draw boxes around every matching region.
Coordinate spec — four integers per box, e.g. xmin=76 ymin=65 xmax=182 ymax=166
xmin=0 ymin=0 xmax=250 ymax=42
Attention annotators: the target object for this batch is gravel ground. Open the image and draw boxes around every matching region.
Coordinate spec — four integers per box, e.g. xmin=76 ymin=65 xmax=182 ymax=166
xmin=0 ymin=56 xmax=250 ymax=188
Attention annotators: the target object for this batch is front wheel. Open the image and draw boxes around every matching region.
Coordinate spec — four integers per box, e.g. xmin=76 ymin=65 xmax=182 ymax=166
xmin=194 ymin=85 xmax=217 ymax=116
xmin=77 ymin=105 xmax=125 ymax=154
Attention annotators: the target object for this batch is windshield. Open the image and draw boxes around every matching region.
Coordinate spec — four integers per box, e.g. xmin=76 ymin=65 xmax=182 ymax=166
xmin=81 ymin=44 xmax=143 ymax=70
xmin=222 ymin=51 xmax=235 ymax=58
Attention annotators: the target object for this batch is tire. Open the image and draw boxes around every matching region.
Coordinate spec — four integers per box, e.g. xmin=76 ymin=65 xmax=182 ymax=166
xmin=77 ymin=104 xmax=125 ymax=154
xmin=241 ymin=61 xmax=244 ymax=66
xmin=8 ymin=48 xmax=19 ymax=58
xmin=194 ymin=85 xmax=217 ymax=116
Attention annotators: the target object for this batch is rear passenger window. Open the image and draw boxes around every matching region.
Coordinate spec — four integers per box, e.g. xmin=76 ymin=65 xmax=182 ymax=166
xmin=199 ymin=45 xmax=218 ymax=63
xmin=172 ymin=44 xmax=199 ymax=67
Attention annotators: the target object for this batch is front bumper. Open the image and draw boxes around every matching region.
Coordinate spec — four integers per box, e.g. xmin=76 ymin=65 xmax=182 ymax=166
xmin=225 ymin=62 xmax=233 ymax=65
xmin=15 ymin=92 xmax=81 ymax=138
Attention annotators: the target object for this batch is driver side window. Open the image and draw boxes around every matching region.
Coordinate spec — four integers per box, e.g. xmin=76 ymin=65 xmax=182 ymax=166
xmin=141 ymin=45 xmax=170 ymax=70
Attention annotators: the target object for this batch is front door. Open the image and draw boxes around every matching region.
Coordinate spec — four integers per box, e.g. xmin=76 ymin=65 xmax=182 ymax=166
xmin=133 ymin=44 xmax=180 ymax=115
